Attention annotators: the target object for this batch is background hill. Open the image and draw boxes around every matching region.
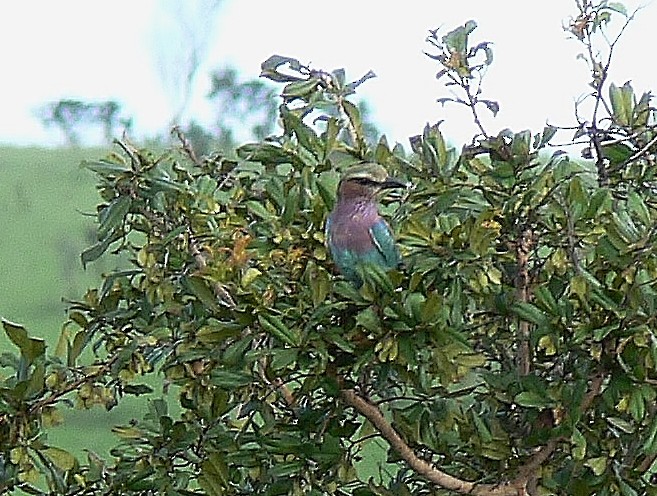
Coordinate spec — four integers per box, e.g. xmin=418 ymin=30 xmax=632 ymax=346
xmin=0 ymin=146 xmax=141 ymax=457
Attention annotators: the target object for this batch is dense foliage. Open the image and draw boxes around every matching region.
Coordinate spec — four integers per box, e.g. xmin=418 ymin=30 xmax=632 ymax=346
xmin=4 ymin=2 xmax=657 ymax=494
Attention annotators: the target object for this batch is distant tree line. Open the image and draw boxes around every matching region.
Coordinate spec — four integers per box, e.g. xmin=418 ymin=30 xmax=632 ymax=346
xmin=37 ymin=67 xmax=378 ymax=155
xmin=37 ymin=99 xmax=133 ymax=147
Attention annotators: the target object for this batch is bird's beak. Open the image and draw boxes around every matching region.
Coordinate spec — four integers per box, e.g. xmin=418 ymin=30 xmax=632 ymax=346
xmin=379 ymin=177 xmax=408 ymax=190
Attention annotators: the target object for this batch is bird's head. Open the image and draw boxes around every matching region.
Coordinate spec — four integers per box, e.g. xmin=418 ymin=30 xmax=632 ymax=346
xmin=337 ymin=163 xmax=407 ymax=201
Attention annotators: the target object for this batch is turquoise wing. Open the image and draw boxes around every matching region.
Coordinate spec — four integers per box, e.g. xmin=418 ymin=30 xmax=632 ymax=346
xmin=368 ymin=219 xmax=401 ymax=269
xmin=326 ymin=215 xmax=401 ymax=286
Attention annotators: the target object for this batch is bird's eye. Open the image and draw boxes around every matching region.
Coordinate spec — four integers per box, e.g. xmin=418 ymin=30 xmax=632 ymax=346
xmin=353 ymin=177 xmax=375 ymax=185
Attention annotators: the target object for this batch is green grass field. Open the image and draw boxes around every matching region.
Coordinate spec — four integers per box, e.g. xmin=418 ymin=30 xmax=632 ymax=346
xmin=0 ymin=147 xmax=100 ymax=330
xmin=0 ymin=146 xmax=145 ymax=459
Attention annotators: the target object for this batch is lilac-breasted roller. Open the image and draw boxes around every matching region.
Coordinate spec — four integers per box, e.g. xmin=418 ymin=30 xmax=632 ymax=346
xmin=325 ymin=163 xmax=406 ymax=286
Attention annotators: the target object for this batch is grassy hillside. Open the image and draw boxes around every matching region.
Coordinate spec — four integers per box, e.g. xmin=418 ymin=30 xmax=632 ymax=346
xmin=0 ymin=147 xmax=103 ymax=332
xmin=0 ymin=146 xmax=145 ymax=459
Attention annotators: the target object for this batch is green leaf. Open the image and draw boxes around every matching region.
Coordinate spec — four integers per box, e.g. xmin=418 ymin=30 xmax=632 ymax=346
xmin=607 ymin=416 xmax=635 ymax=434
xmin=444 ymin=20 xmax=477 ymax=54
xmin=628 ymin=191 xmax=651 ymax=225
xmin=585 ymin=188 xmax=611 ymax=218
xmin=238 ymin=142 xmax=301 ymax=166
xmin=25 ymin=362 xmax=45 ymax=398
xmin=84 ymin=159 xmax=131 ymax=175
xmin=2 ymin=320 xmax=45 ymax=365
xmin=184 ymin=276 xmax=220 ymax=312
xmin=618 ymin=479 xmax=639 ymax=496
xmin=568 ymin=176 xmax=589 ymax=219
xmin=80 ymin=236 xmax=113 ymax=269
xmin=534 ymin=286 xmax=559 ymax=316
xmin=634 ymin=91 xmax=651 ymax=127
xmin=282 ymin=78 xmax=320 ymax=99
xmin=270 ymin=348 xmax=298 ymax=371
xmin=641 ymin=417 xmax=657 ymax=455
xmin=589 ymin=286 xmax=619 ymax=312
xmin=98 ymin=195 xmax=131 ymax=239
xmin=570 ymin=274 xmax=588 ymax=299
xmin=608 ymin=2 xmax=628 ymax=16
xmin=592 ymin=324 xmax=616 ymax=342
xmin=309 ymin=266 xmax=331 ymax=307
xmin=403 ymin=292 xmax=425 ymax=322
xmin=265 ymin=176 xmax=285 ymax=209
xmin=317 ymin=171 xmax=338 ymax=210
xmin=281 ymin=107 xmax=322 ymax=157
xmin=472 ymin=411 xmax=493 ymax=442
xmin=356 ymin=307 xmax=381 ymax=333
xmin=332 ymin=68 xmax=346 ymax=88
xmin=609 ymin=82 xmax=634 ymax=127
xmin=535 ymin=125 xmax=557 ymax=148
xmin=421 ymin=292 xmax=443 ymax=323
xmin=223 ymin=336 xmax=254 ymax=367
xmin=146 ymin=174 xmax=187 ymax=193
xmin=268 ymin=460 xmax=306 ymax=477
xmin=258 ymin=313 xmax=300 ymax=347
xmin=629 ymin=388 xmax=645 ymax=421
xmin=511 ymin=302 xmax=548 ymax=326
xmin=241 ymin=267 xmax=262 ymax=288
xmin=211 ymin=370 xmax=253 ymax=388
xmin=571 ymin=427 xmax=587 ymax=460
xmin=602 ymin=142 xmax=633 ymax=164
xmin=246 ymin=200 xmax=273 ymax=220
xmin=54 ymin=326 xmax=70 ymax=358
xmin=358 ymin=263 xmax=395 ymax=294
xmin=346 ymin=70 xmax=377 ymax=92
xmin=122 ymin=384 xmax=154 ymax=396
xmin=198 ymin=453 xmax=228 ymax=496
xmin=341 ymin=100 xmax=365 ymax=149
xmin=68 ymin=330 xmax=87 ymax=367
xmin=514 ymin=391 xmax=554 ymax=408
xmin=324 ymin=328 xmax=355 ymax=353
xmin=511 ymin=130 xmax=531 ymax=159
xmin=260 ymin=55 xmax=305 ymax=83
xmin=281 ymin=185 xmax=300 ymax=224
xmin=44 ymin=447 xmax=76 ymax=472
xmin=585 ymin=456 xmax=607 ymax=476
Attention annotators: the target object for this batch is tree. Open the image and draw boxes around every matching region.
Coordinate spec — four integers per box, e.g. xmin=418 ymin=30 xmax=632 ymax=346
xmin=206 ymin=67 xmax=279 ymax=149
xmin=3 ymin=2 xmax=657 ymax=494
xmin=179 ymin=67 xmax=379 ymax=157
xmin=38 ymin=99 xmax=131 ymax=146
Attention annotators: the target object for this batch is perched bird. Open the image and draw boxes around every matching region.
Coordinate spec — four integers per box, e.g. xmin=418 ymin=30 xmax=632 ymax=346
xmin=325 ymin=163 xmax=406 ymax=286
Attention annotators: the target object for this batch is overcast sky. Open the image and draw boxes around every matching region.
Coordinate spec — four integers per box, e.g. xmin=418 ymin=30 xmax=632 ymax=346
xmin=1 ymin=0 xmax=655 ymax=149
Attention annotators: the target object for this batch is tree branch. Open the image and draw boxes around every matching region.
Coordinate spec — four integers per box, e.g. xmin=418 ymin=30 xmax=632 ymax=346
xmin=342 ymin=372 xmax=605 ymax=495
xmin=28 ymin=353 xmax=121 ymax=416
xmin=173 ymin=126 xmax=201 ymax=165
xmin=510 ymin=372 xmax=604 ymax=488
xmin=341 ymin=389 xmax=522 ymax=496
xmin=516 ymin=228 xmax=534 ymax=376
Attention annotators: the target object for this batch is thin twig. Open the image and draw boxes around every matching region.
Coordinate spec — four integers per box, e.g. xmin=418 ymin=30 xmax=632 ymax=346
xmin=28 ymin=354 xmax=121 ymax=416
xmin=577 ymin=5 xmax=639 ymax=185
xmin=464 ymin=77 xmax=491 ymax=140
xmin=172 ymin=126 xmax=201 ymax=166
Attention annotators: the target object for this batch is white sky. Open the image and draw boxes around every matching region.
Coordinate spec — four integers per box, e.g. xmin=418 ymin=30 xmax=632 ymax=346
xmin=1 ymin=0 xmax=655 ymax=149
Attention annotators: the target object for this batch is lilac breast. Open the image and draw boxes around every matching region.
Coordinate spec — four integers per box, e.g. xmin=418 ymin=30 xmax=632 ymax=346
xmin=328 ymin=200 xmax=380 ymax=254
